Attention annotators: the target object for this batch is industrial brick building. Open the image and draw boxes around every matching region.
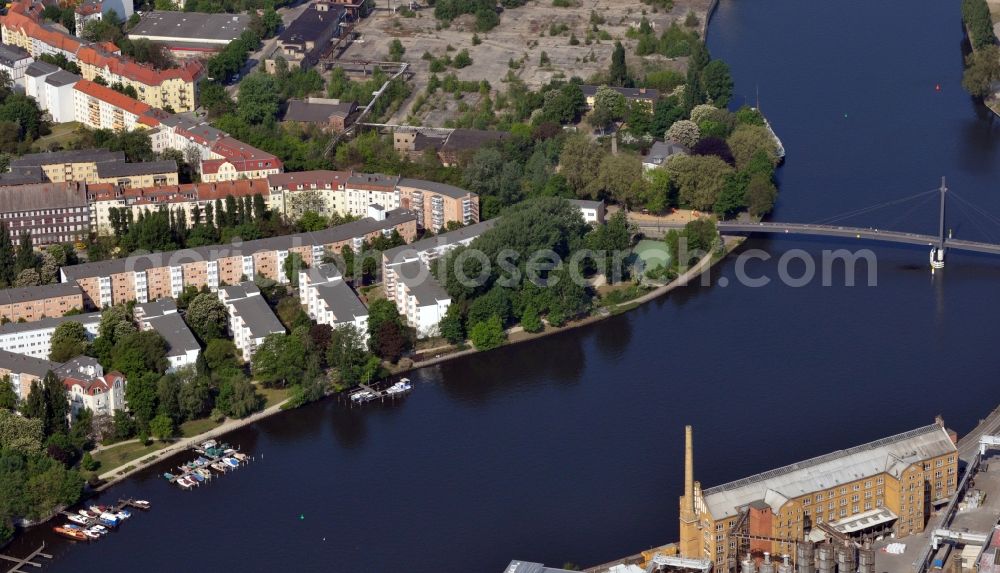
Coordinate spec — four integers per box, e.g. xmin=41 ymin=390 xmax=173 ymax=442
xmin=678 ymin=422 xmax=959 ymax=570
xmin=0 ymin=181 xmax=91 ymax=246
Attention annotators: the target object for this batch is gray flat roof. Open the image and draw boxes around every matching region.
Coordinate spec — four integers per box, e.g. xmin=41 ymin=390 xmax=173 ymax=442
xmin=24 ymin=61 xmax=59 ymax=78
xmin=278 ymin=4 xmax=345 ymax=45
xmin=315 ymin=280 xmax=367 ymax=322
xmin=0 ymin=348 xmax=57 ymax=377
xmin=128 ymin=11 xmax=252 ymax=42
xmin=43 ymin=70 xmax=79 ymax=88
xmin=220 ymin=282 xmax=261 ymax=300
xmin=397 ymin=178 xmax=472 ymax=199
xmin=283 ymin=99 xmax=355 ymax=123
xmin=12 ymin=149 xmax=122 ymax=167
xmin=230 ymin=295 xmax=285 ymax=338
xmin=0 ymin=282 xmax=83 ymax=306
xmin=145 ymin=312 xmax=200 ymax=358
xmin=0 ymin=182 xmax=88 ymax=213
xmin=303 ymin=263 xmax=342 ymax=284
xmin=0 ymin=166 xmax=45 ymax=185
xmin=61 ymin=211 xmax=416 ymax=281
xmin=383 ymin=218 xmax=496 ymax=263
xmin=0 ymin=44 xmax=29 ymax=67
xmin=395 ymin=260 xmax=449 ymax=305
xmin=135 ymin=298 xmax=176 ymax=318
xmin=96 ymin=159 xmax=177 ymax=178
xmin=568 ymin=199 xmax=603 ymax=209
xmin=0 ymin=311 xmax=101 ymax=336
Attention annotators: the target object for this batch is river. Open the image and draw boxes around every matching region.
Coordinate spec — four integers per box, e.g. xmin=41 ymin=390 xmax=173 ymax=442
xmin=9 ymin=0 xmax=1000 ymax=570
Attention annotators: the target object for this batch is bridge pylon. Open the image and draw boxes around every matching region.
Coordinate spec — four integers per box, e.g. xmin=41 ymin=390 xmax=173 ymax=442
xmin=930 ymin=177 xmax=947 ymax=272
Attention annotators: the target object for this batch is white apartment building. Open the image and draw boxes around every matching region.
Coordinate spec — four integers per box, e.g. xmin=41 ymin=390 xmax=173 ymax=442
xmin=0 ymin=312 xmax=101 ymax=359
xmin=389 ymin=260 xmax=450 ymax=338
xmin=24 ymin=60 xmax=59 ymax=107
xmin=0 ymin=43 xmax=33 ymax=89
xmin=135 ymin=298 xmax=200 ymax=373
xmin=298 ymin=264 xmax=368 ymax=338
xmin=73 ymin=78 xmax=150 ymax=131
xmin=218 ymin=282 xmax=285 ymax=361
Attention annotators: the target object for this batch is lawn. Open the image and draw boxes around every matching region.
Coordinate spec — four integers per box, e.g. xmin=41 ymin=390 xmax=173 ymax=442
xmin=91 ymin=440 xmax=170 ymax=477
xmin=257 ymin=385 xmax=291 ymax=408
xmin=31 ymin=122 xmax=84 ymax=151
xmin=180 ymin=417 xmax=217 ymax=437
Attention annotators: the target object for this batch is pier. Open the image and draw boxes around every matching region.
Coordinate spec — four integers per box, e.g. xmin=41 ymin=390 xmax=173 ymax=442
xmin=58 ymin=498 xmax=148 ymax=529
xmin=0 ymin=543 xmax=51 ymax=573
xmin=347 ymin=378 xmax=412 ymax=405
xmin=162 ymin=442 xmax=250 ymax=489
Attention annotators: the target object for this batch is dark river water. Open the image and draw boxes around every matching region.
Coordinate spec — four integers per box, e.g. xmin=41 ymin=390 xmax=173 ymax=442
xmin=9 ymin=0 xmax=1000 ymax=571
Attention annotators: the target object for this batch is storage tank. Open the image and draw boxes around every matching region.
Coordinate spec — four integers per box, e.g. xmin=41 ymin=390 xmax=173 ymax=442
xmin=798 ymin=542 xmax=816 ymax=573
xmin=742 ymin=554 xmax=757 ymax=573
xmin=778 ymin=554 xmax=793 ymax=573
xmin=760 ymin=552 xmax=777 ymax=573
xmin=818 ymin=544 xmax=836 ymax=573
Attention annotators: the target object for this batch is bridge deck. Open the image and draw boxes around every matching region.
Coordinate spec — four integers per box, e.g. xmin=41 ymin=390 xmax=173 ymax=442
xmin=632 ymin=220 xmax=1000 ymax=255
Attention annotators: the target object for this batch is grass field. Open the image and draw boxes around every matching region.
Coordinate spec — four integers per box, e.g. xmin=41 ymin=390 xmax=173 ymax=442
xmin=31 ymin=122 xmax=83 ymax=151
xmin=91 ymin=440 xmax=169 ymax=477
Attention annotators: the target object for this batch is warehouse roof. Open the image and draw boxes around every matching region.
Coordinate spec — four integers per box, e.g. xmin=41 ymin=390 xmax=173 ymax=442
xmin=0 ymin=182 xmax=88 ymax=212
xmin=701 ymin=423 xmax=958 ymax=519
xmin=128 ymin=11 xmax=251 ymax=43
xmin=283 ymin=99 xmax=355 ymax=123
xmin=61 ymin=211 xmax=416 ymax=280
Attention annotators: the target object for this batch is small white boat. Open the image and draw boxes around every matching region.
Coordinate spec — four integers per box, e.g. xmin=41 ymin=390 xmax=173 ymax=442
xmin=176 ymin=477 xmax=194 ymax=489
xmin=131 ymin=500 xmax=151 ymax=509
xmin=67 ymin=514 xmax=89 ymax=525
xmin=223 ymin=457 xmax=239 ymax=468
xmin=83 ymin=529 xmax=101 ymax=539
xmin=385 ymin=378 xmax=413 ymax=395
xmin=90 ymin=524 xmax=108 ymax=533
xmin=78 ymin=510 xmax=94 ymax=518
xmin=115 ymin=511 xmax=130 ymax=521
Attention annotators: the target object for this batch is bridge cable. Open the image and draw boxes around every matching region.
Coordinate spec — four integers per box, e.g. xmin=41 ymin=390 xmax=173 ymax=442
xmin=948 ymin=194 xmax=1000 ymax=244
xmin=810 ymin=188 xmax=939 ymax=226
xmin=949 ymin=191 xmax=1000 ymax=231
xmin=878 ymin=192 xmax=940 ymax=234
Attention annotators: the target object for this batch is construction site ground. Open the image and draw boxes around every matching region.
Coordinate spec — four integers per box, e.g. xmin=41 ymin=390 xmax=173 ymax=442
xmin=336 ymin=0 xmax=715 ymax=125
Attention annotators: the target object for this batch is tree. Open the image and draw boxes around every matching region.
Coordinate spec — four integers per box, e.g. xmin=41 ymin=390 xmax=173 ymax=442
xmin=326 ymin=324 xmax=374 ymax=386
xmin=388 ymin=38 xmax=405 ymax=62
xmin=683 ymin=42 xmax=709 ymax=112
xmin=727 ymin=124 xmax=779 ymax=170
xmin=439 ymin=304 xmax=465 ymax=344
xmin=237 ymin=73 xmax=281 ymax=125
xmin=586 ymin=210 xmax=634 ymax=281
xmin=0 ymin=222 xmax=14 ymax=287
xmin=700 ymin=60 xmax=733 ymax=107
xmin=692 ymin=137 xmax=735 ymax=165
xmin=0 ymin=409 xmax=43 ymax=453
xmin=664 ymin=154 xmax=734 ymax=211
xmin=179 ymin=376 xmax=213 ymax=420
xmin=684 ymin=218 xmax=718 ymax=254
xmin=124 ymin=372 xmax=159 ymax=427
xmin=14 ymin=231 xmax=35 ymax=273
xmin=558 ymin=134 xmax=604 ymax=196
xmin=609 ymin=41 xmax=630 ymax=87
xmin=746 ymin=173 xmax=778 ymax=217
xmin=149 ymin=413 xmax=175 ymax=440
xmin=963 ymin=45 xmax=1000 ymax=98
xmin=520 ymin=304 xmax=542 ymax=333
xmin=204 ymin=339 xmax=240 ymax=371
xmin=963 ymin=0 xmax=996 ymax=50
xmin=0 ymin=94 xmax=45 ymax=140
xmin=453 ymin=49 xmax=473 ymax=68
xmin=590 ymin=86 xmax=627 ymax=131
xmin=0 ymin=375 xmax=16 ymax=411
xmin=186 ymin=294 xmax=229 ymax=342
xmin=469 ymin=314 xmax=505 ymax=350
xmin=714 ymin=171 xmax=749 ymax=219
xmin=284 ymin=252 xmax=305 ymax=285
xmin=374 ymin=321 xmax=408 ymax=363
xmin=666 ymin=119 xmax=701 ymax=148
xmin=585 ymin=153 xmax=646 ymax=209
xmin=156 ymin=375 xmax=183 ymax=422
xmin=217 ymin=377 xmax=262 ymax=418
xmin=252 ymin=333 xmax=306 ymax=387
xmin=111 ymin=331 xmax=168 ymax=379
xmin=49 ymin=321 xmax=88 ymax=363
xmin=22 ymin=373 xmax=68 ymax=438
xmin=13 ymin=268 xmax=40 ymax=287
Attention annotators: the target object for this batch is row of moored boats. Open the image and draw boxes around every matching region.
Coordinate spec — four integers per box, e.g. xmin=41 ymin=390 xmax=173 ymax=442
xmin=53 ymin=500 xmax=150 ymax=541
xmin=162 ymin=441 xmax=248 ymax=489
xmin=349 ymin=378 xmax=412 ymax=404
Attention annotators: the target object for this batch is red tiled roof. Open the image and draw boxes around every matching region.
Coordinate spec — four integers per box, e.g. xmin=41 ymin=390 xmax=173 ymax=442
xmin=74 ymin=79 xmax=153 ymax=116
xmin=267 ymin=170 xmax=350 ymax=190
xmin=88 ymin=179 xmax=273 ymax=204
xmin=62 ymin=371 xmax=123 ymax=395
xmin=203 ymin=138 xmax=283 ymax=174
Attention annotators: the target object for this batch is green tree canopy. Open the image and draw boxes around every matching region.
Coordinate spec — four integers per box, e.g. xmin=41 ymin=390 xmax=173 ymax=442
xmin=49 ymin=321 xmax=89 ymax=363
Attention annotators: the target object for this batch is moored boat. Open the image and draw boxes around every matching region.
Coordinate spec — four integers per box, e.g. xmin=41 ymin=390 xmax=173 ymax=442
xmin=132 ymin=499 xmax=151 ymax=509
xmin=53 ymin=526 xmax=89 ymax=541
xmin=67 ymin=514 xmax=89 ymax=525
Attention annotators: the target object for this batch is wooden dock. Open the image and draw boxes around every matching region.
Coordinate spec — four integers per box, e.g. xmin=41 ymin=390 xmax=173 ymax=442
xmin=0 ymin=543 xmax=51 ymax=573
xmin=59 ymin=498 xmax=148 ymax=528
xmin=165 ymin=445 xmax=247 ymax=486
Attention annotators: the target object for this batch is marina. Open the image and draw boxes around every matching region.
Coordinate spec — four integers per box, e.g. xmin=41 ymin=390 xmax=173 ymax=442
xmin=0 ymin=543 xmax=51 ymax=573
xmin=52 ymin=499 xmax=150 ymax=544
xmin=161 ymin=441 xmax=251 ymax=490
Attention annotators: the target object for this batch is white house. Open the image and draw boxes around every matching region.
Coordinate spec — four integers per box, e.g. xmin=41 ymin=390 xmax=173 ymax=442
xmin=135 ymin=299 xmax=200 ymax=373
xmin=643 ymin=140 xmax=688 ymax=171
xmin=0 ymin=312 xmax=101 ymax=359
xmin=55 ymin=355 xmax=127 ymax=420
xmin=299 ymin=264 xmax=369 ymax=338
xmin=218 ymin=282 xmax=285 ymax=361
xmin=24 ymin=60 xmax=59 ymax=107
xmin=0 ymin=43 xmax=33 ymax=90
xmin=568 ymin=199 xmax=606 ymax=225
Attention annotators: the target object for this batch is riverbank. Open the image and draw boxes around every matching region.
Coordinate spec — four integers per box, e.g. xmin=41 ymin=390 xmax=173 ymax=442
xmin=88 ymin=238 xmax=740 ymax=495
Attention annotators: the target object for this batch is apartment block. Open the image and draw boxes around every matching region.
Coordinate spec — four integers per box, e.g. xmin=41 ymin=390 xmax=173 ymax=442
xmin=200 ymin=137 xmax=283 ymax=183
xmin=0 ymin=42 xmax=32 ymax=88
xmin=60 ymin=210 xmax=417 ymax=308
xmin=0 ymin=311 xmax=101 ymax=359
xmin=9 ymin=148 xmax=177 ymax=187
xmin=299 ymin=263 xmax=368 ymax=337
xmin=218 ymin=282 xmax=285 ymax=361
xmin=0 ymin=283 xmax=86 ymax=323
xmin=397 ymin=178 xmax=479 ymax=231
